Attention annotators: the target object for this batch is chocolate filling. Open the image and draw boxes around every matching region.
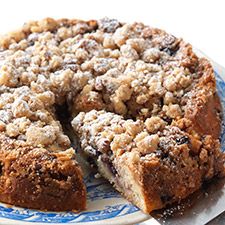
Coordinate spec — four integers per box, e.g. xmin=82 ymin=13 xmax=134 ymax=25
xmin=176 ymin=136 xmax=189 ymax=145
xmin=101 ymin=154 xmax=117 ymax=176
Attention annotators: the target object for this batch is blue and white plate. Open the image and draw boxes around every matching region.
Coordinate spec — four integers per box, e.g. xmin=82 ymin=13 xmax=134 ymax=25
xmin=0 ymin=54 xmax=224 ymax=225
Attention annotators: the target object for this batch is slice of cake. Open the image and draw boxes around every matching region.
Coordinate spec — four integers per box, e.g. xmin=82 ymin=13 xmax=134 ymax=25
xmin=72 ymin=108 xmax=224 ymax=213
xmin=71 ymin=18 xmax=225 ymax=212
xmin=0 ymin=86 xmax=86 ymax=211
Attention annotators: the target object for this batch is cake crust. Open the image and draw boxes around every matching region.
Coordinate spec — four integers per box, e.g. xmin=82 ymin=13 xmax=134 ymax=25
xmin=184 ymin=58 xmax=222 ymax=139
xmin=0 ymin=134 xmax=86 ymax=211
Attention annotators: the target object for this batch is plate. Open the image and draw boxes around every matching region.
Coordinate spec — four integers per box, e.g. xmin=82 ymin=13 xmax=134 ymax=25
xmin=0 ymin=58 xmax=224 ymax=225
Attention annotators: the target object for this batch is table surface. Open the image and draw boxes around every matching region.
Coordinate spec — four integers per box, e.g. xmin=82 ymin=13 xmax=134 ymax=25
xmin=141 ymin=212 xmax=225 ymax=225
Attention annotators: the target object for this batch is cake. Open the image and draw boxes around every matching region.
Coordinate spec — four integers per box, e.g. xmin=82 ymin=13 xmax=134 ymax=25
xmin=0 ymin=17 xmax=224 ymax=213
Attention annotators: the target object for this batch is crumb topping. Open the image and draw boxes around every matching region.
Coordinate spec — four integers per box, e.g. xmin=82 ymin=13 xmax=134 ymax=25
xmin=72 ymin=110 xmax=186 ymax=157
xmin=0 ymin=17 xmax=202 ymax=153
xmin=0 ymin=17 xmax=222 ymax=163
xmin=0 ymin=18 xmax=199 ymax=123
xmin=0 ymin=86 xmax=70 ymax=150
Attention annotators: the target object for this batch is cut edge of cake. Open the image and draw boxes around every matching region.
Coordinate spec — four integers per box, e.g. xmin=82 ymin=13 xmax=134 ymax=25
xmin=0 ymin=133 xmax=86 ymax=211
xmin=72 ymin=58 xmax=225 ymax=213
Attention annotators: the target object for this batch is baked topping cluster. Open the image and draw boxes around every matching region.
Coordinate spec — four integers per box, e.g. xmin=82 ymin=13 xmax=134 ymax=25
xmin=0 ymin=18 xmax=198 ymax=126
xmin=0 ymin=17 xmax=200 ymax=153
xmin=72 ymin=109 xmax=223 ymax=181
xmin=0 ymin=86 xmax=70 ymax=150
xmin=73 ymin=110 xmax=159 ymax=157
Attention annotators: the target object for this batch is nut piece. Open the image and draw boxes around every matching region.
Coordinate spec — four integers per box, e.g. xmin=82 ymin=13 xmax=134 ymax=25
xmin=142 ymin=48 xmax=160 ymax=63
xmin=145 ymin=116 xmax=166 ymax=133
xmin=26 ymin=125 xmax=57 ymax=146
xmin=136 ymin=134 xmax=159 ymax=154
xmin=163 ymin=104 xmax=182 ymax=118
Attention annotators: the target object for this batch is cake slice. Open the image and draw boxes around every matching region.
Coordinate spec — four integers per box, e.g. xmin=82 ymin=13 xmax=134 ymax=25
xmin=0 ymin=134 xmax=85 ymax=211
xmin=71 ymin=25 xmax=225 ymax=212
xmin=0 ymin=86 xmax=86 ymax=211
xmin=72 ymin=109 xmax=224 ymax=213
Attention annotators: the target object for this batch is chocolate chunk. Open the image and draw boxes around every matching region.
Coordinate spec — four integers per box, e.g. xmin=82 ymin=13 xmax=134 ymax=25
xmin=50 ymin=172 xmax=68 ymax=181
xmin=87 ymin=156 xmax=96 ymax=166
xmin=159 ymin=34 xmax=180 ymax=56
xmin=176 ymin=136 xmax=189 ymax=145
xmin=163 ymin=117 xmax=172 ymax=125
xmin=155 ymin=150 xmax=168 ymax=159
xmin=34 ymin=163 xmax=42 ymax=171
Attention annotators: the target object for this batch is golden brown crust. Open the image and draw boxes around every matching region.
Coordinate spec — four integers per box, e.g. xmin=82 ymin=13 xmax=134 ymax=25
xmin=140 ymin=132 xmax=223 ymax=213
xmin=184 ymin=58 xmax=222 ymax=139
xmin=140 ymin=59 xmax=224 ymax=212
xmin=0 ymin=134 xmax=86 ymax=211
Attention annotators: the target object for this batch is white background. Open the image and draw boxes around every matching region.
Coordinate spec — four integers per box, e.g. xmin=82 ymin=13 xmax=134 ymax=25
xmin=0 ymin=0 xmax=224 ymax=67
xmin=0 ymin=1 xmax=224 ymax=224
